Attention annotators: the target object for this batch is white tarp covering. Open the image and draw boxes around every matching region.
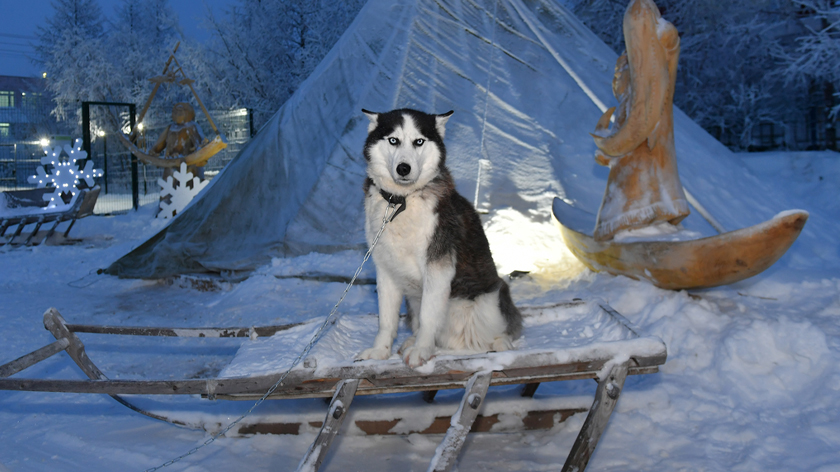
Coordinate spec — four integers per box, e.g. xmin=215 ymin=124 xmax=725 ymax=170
xmin=107 ymin=0 xmax=789 ymax=278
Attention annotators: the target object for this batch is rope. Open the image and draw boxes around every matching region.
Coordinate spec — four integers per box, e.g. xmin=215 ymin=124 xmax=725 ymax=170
xmin=474 ymin=0 xmax=499 ymax=209
xmin=145 ymin=201 xmax=398 ymax=472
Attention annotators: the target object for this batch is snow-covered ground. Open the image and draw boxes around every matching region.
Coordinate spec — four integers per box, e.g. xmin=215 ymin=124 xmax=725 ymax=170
xmin=1 ymin=150 xmax=839 ymax=471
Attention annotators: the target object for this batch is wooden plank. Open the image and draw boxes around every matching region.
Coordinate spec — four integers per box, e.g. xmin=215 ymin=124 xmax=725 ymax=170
xmin=65 ymin=322 xmax=304 ymax=338
xmin=23 ymin=216 xmax=45 ymax=246
xmin=239 ymin=407 xmax=587 ymax=436
xmin=7 ymin=218 xmax=27 ymax=244
xmin=562 ymin=361 xmax=630 ymax=472
xmin=0 ymin=362 xmax=657 ymax=398
xmin=0 ymin=306 xmax=664 ymax=399
xmin=42 ymin=308 xmax=195 ymax=426
xmin=0 ymin=368 xmax=605 ymax=397
xmin=43 ymin=308 xmax=106 ymax=381
xmin=296 ymin=379 xmax=360 ymax=472
xmin=521 ymin=382 xmax=540 ymax=397
xmin=42 ymin=218 xmax=61 ymax=242
xmin=0 ymin=338 xmax=70 ymax=378
xmin=422 ymin=390 xmax=438 ymax=403
xmin=428 ymin=371 xmax=492 ymax=472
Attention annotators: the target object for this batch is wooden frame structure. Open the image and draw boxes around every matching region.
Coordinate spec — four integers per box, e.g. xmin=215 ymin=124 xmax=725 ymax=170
xmin=116 ymin=42 xmax=227 ymax=170
xmin=0 ymin=186 xmax=101 ymax=247
xmin=0 ymin=305 xmax=666 ymax=471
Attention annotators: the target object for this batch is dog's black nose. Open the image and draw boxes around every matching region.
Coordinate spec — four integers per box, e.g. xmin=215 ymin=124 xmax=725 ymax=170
xmin=396 ymin=163 xmax=411 ymax=177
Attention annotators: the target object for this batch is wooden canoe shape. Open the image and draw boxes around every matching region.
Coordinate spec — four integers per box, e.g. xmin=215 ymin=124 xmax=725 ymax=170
xmin=116 ymin=132 xmax=227 ymax=169
xmin=552 ymin=197 xmax=808 ymax=290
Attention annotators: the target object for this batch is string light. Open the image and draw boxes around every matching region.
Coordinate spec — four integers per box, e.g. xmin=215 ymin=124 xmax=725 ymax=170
xmin=27 ymin=138 xmax=103 ymax=208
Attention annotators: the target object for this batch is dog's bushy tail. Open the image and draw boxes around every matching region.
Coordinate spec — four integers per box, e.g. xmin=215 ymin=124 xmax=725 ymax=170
xmin=498 ymin=281 xmax=522 ymax=338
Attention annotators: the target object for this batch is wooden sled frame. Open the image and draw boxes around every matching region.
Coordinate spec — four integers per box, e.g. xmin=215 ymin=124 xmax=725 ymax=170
xmin=0 ymin=305 xmax=667 ymax=471
xmin=1 ymin=186 xmax=101 ymax=247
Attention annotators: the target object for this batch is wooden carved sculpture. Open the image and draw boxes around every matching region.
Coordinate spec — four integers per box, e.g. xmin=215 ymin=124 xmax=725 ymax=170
xmin=552 ymin=0 xmax=809 ymax=290
xmin=117 ymin=43 xmax=227 ymax=173
xmin=150 ymin=102 xmax=206 ymax=181
xmin=591 ymin=0 xmax=690 ymax=241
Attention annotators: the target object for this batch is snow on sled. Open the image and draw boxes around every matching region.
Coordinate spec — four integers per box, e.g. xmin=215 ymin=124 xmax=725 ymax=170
xmin=552 ymin=197 xmax=809 ymax=290
xmin=1 ymin=301 xmax=665 ymax=472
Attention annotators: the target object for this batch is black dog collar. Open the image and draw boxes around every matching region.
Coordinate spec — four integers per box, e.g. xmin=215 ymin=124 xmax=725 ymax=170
xmin=379 ymin=189 xmax=407 ymax=222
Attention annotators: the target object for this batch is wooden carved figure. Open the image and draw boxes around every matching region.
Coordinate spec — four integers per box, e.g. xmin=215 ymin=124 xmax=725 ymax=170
xmin=591 ymin=0 xmax=690 ymax=241
xmin=150 ymin=102 xmax=207 ymax=182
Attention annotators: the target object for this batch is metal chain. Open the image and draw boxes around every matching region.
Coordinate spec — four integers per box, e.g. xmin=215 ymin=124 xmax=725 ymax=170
xmin=145 ymin=202 xmax=397 ymax=472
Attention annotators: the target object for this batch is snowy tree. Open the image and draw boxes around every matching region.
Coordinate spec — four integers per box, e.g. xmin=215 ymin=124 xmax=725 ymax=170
xmin=35 ymin=0 xmax=201 ymax=141
xmin=201 ymin=0 xmax=365 ymax=128
xmin=778 ymin=0 xmax=840 ymax=128
xmin=571 ymin=0 xmax=839 ymax=150
xmin=34 ymin=0 xmax=365 ymax=133
xmin=35 ymin=0 xmax=115 ymax=126
xmin=107 ymin=0 xmax=187 ymax=107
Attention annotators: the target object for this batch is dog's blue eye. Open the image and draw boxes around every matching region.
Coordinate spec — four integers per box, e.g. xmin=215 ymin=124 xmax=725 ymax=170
xmin=414 ymin=139 xmax=425 ymax=146
xmin=388 ymin=137 xmax=399 ymax=145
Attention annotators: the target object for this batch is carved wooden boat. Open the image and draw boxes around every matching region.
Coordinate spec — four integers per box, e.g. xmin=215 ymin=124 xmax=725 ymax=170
xmin=552 ymin=197 xmax=808 ymax=290
xmin=115 ymin=42 xmax=227 ymax=170
xmin=116 ymin=132 xmax=226 ymax=169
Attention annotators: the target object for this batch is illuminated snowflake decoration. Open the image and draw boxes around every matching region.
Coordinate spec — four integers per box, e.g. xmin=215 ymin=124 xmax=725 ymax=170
xmin=27 ymin=138 xmax=103 ymax=209
xmin=157 ymin=162 xmax=208 ymax=219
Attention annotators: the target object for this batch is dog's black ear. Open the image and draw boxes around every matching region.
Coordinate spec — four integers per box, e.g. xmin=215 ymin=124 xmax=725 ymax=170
xmin=362 ymin=109 xmax=379 ymax=134
xmin=435 ymin=110 xmax=454 ymax=139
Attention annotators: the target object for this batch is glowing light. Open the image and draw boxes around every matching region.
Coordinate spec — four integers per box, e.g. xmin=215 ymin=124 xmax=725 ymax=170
xmin=39 ymin=138 xmax=50 ymax=147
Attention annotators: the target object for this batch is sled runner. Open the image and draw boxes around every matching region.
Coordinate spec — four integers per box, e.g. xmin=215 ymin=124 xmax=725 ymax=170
xmin=0 ymin=186 xmax=101 ymax=246
xmin=553 ymin=197 xmax=809 ymax=290
xmin=0 ymin=301 xmax=666 ymax=472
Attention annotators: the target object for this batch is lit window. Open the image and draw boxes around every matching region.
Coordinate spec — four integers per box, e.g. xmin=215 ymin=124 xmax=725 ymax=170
xmin=0 ymin=123 xmax=10 ymax=138
xmin=0 ymin=91 xmax=13 ymax=108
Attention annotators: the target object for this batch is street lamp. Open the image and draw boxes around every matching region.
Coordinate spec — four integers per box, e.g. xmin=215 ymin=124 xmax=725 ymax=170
xmin=97 ymin=130 xmax=108 ymax=194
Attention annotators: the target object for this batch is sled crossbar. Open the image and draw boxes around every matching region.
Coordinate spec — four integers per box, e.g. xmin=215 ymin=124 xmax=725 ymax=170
xmin=0 ymin=306 xmax=666 ymax=472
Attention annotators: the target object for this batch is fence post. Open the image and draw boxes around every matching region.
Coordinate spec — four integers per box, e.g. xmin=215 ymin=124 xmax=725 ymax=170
xmin=128 ymin=104 xmax=138 ymax=211
xmin=82 ymin=103 xmax=91 ymax=160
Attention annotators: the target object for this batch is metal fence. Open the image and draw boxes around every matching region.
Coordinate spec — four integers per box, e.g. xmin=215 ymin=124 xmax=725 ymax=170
xmin=1 ymin=107 xmax=252 ymax=215
xmin=0 ymin=142 xmax=43 ymax=192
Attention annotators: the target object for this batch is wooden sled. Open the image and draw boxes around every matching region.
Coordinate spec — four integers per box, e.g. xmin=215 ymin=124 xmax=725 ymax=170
xmin=0 ymin=186 xmax=101 ymax=247
xmin=0 ymin=302 xmax=666 ymax=472
xmin=552 ymin=197 xmax=809 ymax=290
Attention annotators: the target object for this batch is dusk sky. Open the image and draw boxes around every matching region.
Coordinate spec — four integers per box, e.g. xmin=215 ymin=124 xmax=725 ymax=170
xmin=0 ymin=0 xmax=232 ymax=77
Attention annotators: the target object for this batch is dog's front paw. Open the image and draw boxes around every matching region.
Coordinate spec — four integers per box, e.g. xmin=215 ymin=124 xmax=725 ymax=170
xmin=402 ymin=345 xmax=435 ymax=368
xmin=397 ymin=336 xmax=416 ymax=355
xmin=356 ymin=346 xmax=392 ymax=361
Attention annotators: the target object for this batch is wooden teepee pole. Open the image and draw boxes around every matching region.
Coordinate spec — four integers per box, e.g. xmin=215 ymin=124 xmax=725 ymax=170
xmin=130 ymin=42 xmax=180 ymax=140
xmin=170 ymin=55 xmax=219 ymax=135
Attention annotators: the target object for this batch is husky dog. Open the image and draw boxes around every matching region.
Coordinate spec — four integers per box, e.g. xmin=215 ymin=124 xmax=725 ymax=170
xmin=356 ymin=108 xmax=522 ymax=368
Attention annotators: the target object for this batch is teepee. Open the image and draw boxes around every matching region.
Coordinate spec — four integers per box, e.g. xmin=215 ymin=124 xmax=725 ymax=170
xmin=107 ymin=0 xmax=784 ymax=279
